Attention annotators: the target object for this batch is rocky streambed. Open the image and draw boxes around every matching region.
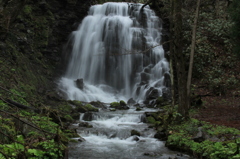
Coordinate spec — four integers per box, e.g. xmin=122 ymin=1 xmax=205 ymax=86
xmin=68 ymin=105 xmax=192 ymax=159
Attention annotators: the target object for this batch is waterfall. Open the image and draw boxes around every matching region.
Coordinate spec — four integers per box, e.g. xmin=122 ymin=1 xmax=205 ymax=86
xmin=58 ymin=2 xmax=170 ymax=103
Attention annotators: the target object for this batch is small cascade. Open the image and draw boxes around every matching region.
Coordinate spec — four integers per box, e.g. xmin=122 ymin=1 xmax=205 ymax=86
xmin=69 ymin=108 xmax=191 ymax=159
xmin=58 ymin=2 xmax=170 ymax=103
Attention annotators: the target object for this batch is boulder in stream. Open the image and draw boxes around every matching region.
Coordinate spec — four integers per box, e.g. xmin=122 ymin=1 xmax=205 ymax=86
xmin=131 ymin=129 xmax=141 ymax=136
xmin=81 ymin=112 xmax=94 ymax=121
xmin=127 ymin=98 xmax=136 ymax=105
xmin=110 ymin=101 xmax=129 ymax=110
xmin=78 ymin=122 xmax=93 ymax=128
xmin=90 ymin=101 xmax=107 ymax=109
xmin=75 ymin=78 xmax=84 ymax=90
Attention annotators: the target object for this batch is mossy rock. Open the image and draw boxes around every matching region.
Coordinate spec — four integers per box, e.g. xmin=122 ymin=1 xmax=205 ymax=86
xmin=146 ymin=116 xmax=156 ymax=124
xmin=58 ymin=102 xmax=73 ymax=114
xmin=109 ymin=108 xmax=116 ymax=111
xmin=68 ymin=100 xmax=89 ymax=113
xmin=90 ymin=101 xmax=106 ymax=109
xmin=68 ymin=100 xmax=83 ymax=107
xmin=110 ymin=102 xmax=120 ymax=108
xmin=84 ymin=104 xmax=99 ymax=112
xmin=75 ymin=105 xmax=88 ymax=113
xmin=110 ymin=101 xmax=129 ymax=110
xmin=71 ymin=113 xmax=80 ymax=120
xmin=131 ymin=129 xmax=141 ymax=136
xmin=136 ymin=107 xmax=142 ymax=111
xmin=119 ymin=100 xmax=127 ymax=106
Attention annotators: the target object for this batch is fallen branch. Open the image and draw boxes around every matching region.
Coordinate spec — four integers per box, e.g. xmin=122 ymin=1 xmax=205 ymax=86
xmin=5 ymin=99 xmax=40 ymax=113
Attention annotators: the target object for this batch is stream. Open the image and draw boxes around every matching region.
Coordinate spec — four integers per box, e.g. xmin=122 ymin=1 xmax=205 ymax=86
xmin=68 ymin=106 xmax=191 ymax=159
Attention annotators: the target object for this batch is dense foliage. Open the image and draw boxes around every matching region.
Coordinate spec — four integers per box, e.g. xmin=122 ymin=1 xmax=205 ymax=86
xmin=228 ymin=0 xmax=240 ymax=57
xmin=166 ymin=118 xmax=240 ymax=159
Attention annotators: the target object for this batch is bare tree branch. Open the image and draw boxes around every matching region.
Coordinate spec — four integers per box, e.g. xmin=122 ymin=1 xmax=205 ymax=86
xmin=187 ymin=0 xmax=201 ymax=108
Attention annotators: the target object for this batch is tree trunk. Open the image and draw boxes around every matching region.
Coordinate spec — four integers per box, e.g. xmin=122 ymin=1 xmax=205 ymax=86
xmin=169 ymin=0 xmax=175 ymax=110
xmin=172 ymin=0 xmax=189 ymax=119
xmin=187 ymin=0 xmax=201 ymax=108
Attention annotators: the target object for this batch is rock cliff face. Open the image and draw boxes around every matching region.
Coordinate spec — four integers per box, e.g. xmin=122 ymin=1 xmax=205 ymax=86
xmin=0 ymin=0 xmax=96 ymax=104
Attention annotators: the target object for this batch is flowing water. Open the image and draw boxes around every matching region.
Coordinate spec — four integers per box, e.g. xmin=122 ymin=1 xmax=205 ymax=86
xmin=68 ymin=107 xmax=190 ymax=159
xmin=58 ymin=2 xmax=170 ymax=103
xmin=59 ymin=2 xmax=191 ymax=159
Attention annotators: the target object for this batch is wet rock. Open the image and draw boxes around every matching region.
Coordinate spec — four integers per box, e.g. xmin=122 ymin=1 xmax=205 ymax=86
xmin=110 ymin=102 xmax=120 ymax=108
xmin=132 ymin=136 xmax=140 ymax=141
xmin=141 ymin=72 xmax=150 ymax=83
xmin=90 ymin=101 xmax=107 ymax=109
xmin=145 ymin=87 xmax=159 ymax=101
xmin=143 ymin=152 xmax=158 ymax=157
xmin=78 ymin=122 xmax=93 ymax=128
xmin=163 ymin=72 xmax=171 ymax=88
xmin=109 ymin=108 xmax=116 ymax=111
xmin=131 ymin=129 xmax=141 ymax=136
xmin=120 ymin=100 xmax=127 ymax=106
xmin=109 ymin=133 xmax=117 ymax=138
xmin=82 ymin=112 xmax=94 ymax=121
xmin=127 ymin=98 xmax=136 ymax=105
xmin=136 ymin=107 xmax=142 ymax=111
xmin=154 ymin=130 xmax=167 ymax=141
xmin=84 ymin=104 xmax=99 ymax=112
xmin=135 ymin=86 xmax=141 ymax=96
xmin=72 ymin=113 xmax=80 ymax=120
xmin=143 ymin=67 xmax=151 ymax=73
xmin=110 ymin=101 xmax=129 ymax=110
xmin=75 ymin=106 xmax=87 ymax=113
xmin=69 ymin=100 xmax=85 ymax=112
xmin=75 ymin=78 xmax=84 ymax=90
xmin=162 ymin=88 xmax=172 ymax=101
xmin=134 ymin=103 xmax=140 ymax=107
xmin=78 ymin=136 xmax=86 ymax=142
xmin=140 ymin=114 xmax=147 ymax=123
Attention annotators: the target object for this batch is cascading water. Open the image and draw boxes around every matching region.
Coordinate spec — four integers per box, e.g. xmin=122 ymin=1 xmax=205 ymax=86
xmin=58 ymin=2 xmax=170 ymax=103
xmin=59 ymin=3 xmax=192 ymax=159
xmin=68 ymin=108 xmax=191 ymax=159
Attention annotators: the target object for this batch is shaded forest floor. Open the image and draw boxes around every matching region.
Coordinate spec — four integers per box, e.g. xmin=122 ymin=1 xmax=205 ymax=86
xmin=191 ymin=58 xmax=240 ymax=130
xmin=192 ymin=91 xmax=240 ymax=130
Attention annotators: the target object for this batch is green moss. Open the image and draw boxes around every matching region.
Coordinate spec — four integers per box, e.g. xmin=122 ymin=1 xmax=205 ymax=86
xmin=136 ymin=107 xmax=142 ymax=111
xmin=146 ymin=116 xmax=156 ymax=124
xmin=110 ymin=102 xmax=120 ymax=107
xmin=68 ymin=100 xmax=83 ymax=107
xmin=119 ymin=100 xmax=127 ymax=106
xmin=84 ymin=104 xmax=98 ymax=112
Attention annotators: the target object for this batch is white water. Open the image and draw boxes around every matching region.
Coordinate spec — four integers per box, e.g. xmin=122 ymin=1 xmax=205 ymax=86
xmin=69 ymin=108 xmax=190 ymax=159
xmin=58 ymin=2 xmax=169 ymax=103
